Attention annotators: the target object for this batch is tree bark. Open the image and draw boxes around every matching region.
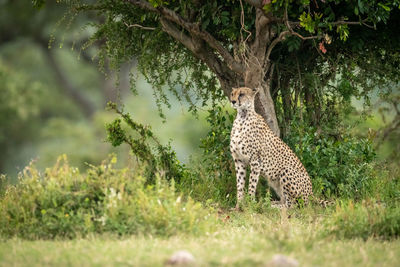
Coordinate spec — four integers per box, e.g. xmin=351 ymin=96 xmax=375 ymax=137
xmin=243 ymin=67 xmax=280 ymax=137
xmin=281 ymin=77 xmax=292 ymax=137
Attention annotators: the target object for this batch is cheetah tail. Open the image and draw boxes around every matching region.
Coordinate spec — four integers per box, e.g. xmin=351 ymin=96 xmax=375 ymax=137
xmin=317 ymin=199 xmax=336 ymax=208
xmin=312 ymin=198 xmax=335 ymax=208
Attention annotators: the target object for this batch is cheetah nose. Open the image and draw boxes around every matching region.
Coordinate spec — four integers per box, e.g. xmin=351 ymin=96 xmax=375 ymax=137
xmin=231 ymin=100 xmax=236 ymax=104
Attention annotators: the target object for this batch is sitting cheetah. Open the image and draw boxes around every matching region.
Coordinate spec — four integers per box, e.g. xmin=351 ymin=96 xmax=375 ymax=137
xmin=230 ymin=87 xmax=313 ymax=209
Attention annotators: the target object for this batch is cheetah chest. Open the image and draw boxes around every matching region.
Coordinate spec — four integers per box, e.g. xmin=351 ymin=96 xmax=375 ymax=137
xmin=230 ymin=119 xmax=256 ymax=162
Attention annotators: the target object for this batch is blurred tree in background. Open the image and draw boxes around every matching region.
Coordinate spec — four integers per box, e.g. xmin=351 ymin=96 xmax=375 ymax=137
xmin=0 ymin=62 xmax=41 ymax=172
xmin=0 ymin=0 xmax=108 ymax=176
xmin=0 ymin=0 xmax=207 ymax=178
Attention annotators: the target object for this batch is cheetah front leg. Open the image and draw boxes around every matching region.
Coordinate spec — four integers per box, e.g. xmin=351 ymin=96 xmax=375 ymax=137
xmin=248 ymin=161 xmax=261 ymax=200
xmin=234 ymin=159 xmax=246 ymax=210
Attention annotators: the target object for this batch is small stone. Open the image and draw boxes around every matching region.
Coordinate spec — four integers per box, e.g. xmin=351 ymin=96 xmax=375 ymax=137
xmin=266 ymin=254 xmax=299 ymax=267
xmin=165 ymin=250 xmax=196 ymax=266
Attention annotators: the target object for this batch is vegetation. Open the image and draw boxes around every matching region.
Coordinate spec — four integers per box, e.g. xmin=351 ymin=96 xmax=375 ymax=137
xmin=0 ymin=0 xmax=400 ymax=266
xmin=0 ymin=213 xmax=400 ymax=266
xmin=2 ymin=106 xmax=398 ymax=241
xmin=0 ymin=155 xmax=399 ymax=265
xmin=0 ymin=155 xmax=216 ymax=239
xmin=285 ymin=124 xmax=377 ymax=199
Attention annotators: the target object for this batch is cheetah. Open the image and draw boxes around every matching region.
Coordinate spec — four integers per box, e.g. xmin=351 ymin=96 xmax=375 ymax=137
xmin=230 ymin=87 xmax=313 ymax=209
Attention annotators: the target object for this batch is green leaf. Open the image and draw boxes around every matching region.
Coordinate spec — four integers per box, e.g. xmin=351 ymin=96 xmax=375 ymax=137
xmin=202 ymin=18 xmax=210 ymax=30
xmin=299 ymin=12 xmax=316 ymax=33
xmin=358 ymin=0 xmax=365 ymax=14
xmin=354 ymin=6 xmax=359 ymax=15
xmin=336 ymin=24 xmax=349 ymax=41
xmin=378 ymin=3 xmax=391 ymax=12
xmin=263 ymin=4 xmax=272 ymax=13
xmin=32 ymin=0 xmax=46 ymax=9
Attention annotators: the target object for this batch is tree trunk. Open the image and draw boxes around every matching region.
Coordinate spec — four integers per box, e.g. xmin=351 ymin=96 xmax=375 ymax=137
xmin=243 ymin=66 xmax=280 ymax=137
xmin=281 ymin=77 xmax=292 ymax=137
xmin=219 ymin=70 xmax=280 ymax=137
xmin=254 ymin=82 xmax=280 ymax=137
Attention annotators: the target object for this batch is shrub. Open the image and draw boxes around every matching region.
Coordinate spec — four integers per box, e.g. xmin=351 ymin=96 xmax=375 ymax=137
xmin=194 ymin=106 xmax=237 ymax=206
xmin=284 ymin=125 xmax=377 ymax=199
xmin=105 ymin=102 xmax=188 ymax=184
xmin=0 ymin=155 xmax=217 ymax=240
xmin=104 ymin=103 xmax=240 ymax=207
xmin=326 ymin=200 xmax=400 ymax=240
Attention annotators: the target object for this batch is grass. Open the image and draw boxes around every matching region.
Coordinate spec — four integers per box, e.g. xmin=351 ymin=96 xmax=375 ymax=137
xmin=1 ymin=210 xmax=399 ymax=267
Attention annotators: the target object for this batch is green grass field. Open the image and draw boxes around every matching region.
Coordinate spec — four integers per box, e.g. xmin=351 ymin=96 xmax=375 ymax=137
xmin=1 ymin=210 xmax=399 ymax=267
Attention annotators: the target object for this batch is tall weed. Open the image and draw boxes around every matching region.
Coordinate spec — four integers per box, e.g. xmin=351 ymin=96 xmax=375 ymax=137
xmin=0 ymin=155 xmax=216 ymax=239
xmin=326 ymin=200 xmax=400 ymax=240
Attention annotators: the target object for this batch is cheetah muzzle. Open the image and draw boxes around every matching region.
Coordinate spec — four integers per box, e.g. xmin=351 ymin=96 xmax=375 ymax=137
xmin=230 ymin=87 xmax=313 ymax=209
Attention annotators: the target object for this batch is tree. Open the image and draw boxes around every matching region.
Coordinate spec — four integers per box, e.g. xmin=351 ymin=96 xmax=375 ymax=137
xmin=0 ymin=62 xmax=42 ymax=172
xmin=0 ymin=0 xmax=98 ymax=118
xmin=49 ymin=0 xmax=400 ymax=136
xmin=0 ymin=0 xmax=132 ymax=173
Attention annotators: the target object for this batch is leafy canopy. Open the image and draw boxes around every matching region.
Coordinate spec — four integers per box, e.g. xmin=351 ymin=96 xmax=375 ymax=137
xmin=45 ymin=0 xmax=399 ymax=118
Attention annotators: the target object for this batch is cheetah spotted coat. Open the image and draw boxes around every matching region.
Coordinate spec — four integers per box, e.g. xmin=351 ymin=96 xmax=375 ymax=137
xmin=230 ymin=87 xmax=313 ymax=208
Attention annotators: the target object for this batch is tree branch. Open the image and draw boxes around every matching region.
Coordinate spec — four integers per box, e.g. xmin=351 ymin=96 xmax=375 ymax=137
xmin=288 ymin=18 xmax=372 ymax=28
xmin=284 ymin=4 xmax=320 ymax=40
xmin=125 ymin=0 xmax=244 ymax=74
xmin=265 ymin=30 xmax=290 ymax=62
xmin=124 ymin=21 xmax=155 ymax=31
xmin=251 ymin=8 xmax=271 ymax=61
xmin=160 ymin=18 xmax=238 ymax=97
xmin=160 ymin=18 xmax=197 ymax=52
xmin=378 ymin=114 xmax=400 ymax=146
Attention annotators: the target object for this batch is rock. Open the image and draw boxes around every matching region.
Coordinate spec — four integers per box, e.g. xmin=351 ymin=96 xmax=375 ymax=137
xmin=165 ymin=250 xmax=196 ymax=266
xmin=266 ymin=254 xmax=299 ymax=267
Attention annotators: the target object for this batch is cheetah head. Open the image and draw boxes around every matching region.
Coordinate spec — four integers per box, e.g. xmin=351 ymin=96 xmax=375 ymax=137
xmin=230 ymin=87 xmax=259 ymax=110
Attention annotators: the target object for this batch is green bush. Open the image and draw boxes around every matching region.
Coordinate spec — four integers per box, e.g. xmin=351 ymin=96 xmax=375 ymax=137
xmin=327 ymin=200 xmax=400 ymax=240
xmin=194 ymin=106 xmax=237 ymax=206
xmin=105 ymin=102 xmax=188 ymax=184
xmin=284 ymin=125 xmax=377 ymax=199
xmin=0 ymin=155 xmax=217 ymax=240
xmin=104 ymin=103 xmax=239 ymax=207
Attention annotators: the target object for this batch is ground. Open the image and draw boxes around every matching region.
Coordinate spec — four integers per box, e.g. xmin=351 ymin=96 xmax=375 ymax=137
xmin=1 ymin=211 xmax=399 ymax=267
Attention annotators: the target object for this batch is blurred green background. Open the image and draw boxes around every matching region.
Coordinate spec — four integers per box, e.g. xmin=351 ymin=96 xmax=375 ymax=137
xmin=0 ymin=0 xmax=212 ymax=180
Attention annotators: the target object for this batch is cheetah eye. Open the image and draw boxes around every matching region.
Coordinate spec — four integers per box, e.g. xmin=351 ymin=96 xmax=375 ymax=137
xmin=239 ymin=93 xmax=244 ymax=98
